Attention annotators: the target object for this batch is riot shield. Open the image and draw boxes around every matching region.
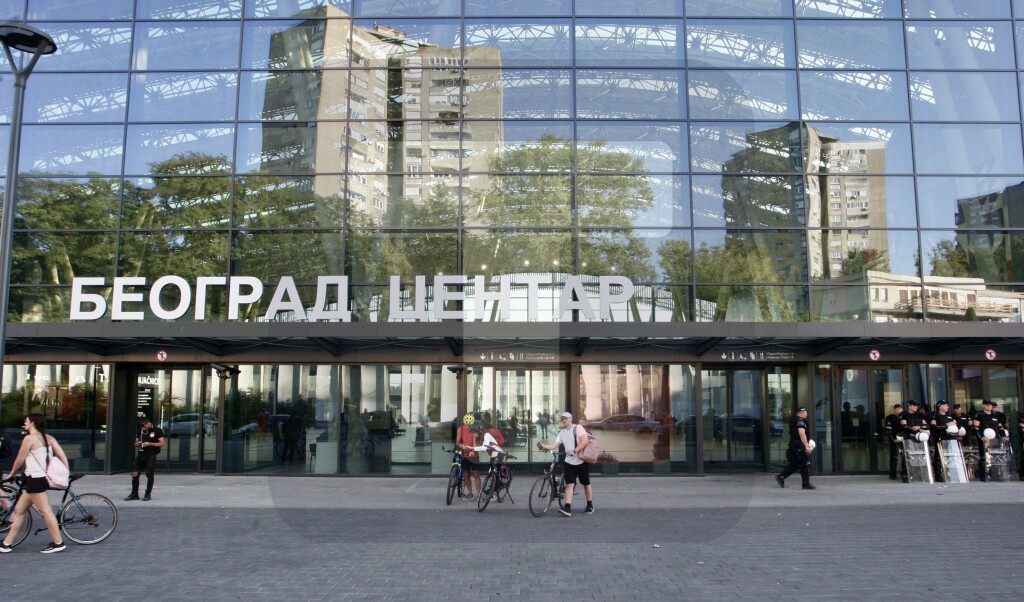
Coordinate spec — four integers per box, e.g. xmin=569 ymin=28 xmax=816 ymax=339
xmin=961 ymin=444 xmax=980 ymax=481
xmin=985 ymin=437 xmax=1013 ymax=482
xmin=936 ymin=440 xmax=968 ymax=484
xmin=902 ymin=438 xmax=934 ymax=484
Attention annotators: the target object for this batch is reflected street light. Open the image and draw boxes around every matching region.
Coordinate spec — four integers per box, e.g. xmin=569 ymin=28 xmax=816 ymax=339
xmin=0 ymin=23 xmax=57 ymax=390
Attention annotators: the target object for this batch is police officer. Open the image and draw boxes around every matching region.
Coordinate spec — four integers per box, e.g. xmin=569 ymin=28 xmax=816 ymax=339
xmin=883 ymin=403 xmax=903 ymax=480
xmin=775 ymin=406 xmax=815 ymax=490
xmin=929 ymin=400 xmax=956 ymax=482
xmin=952 ymin=404 xmax=970 ymax=441
xmin=125 ymin=416 xmax=164 ymax=501
xmin=973 ymin=400 xmax=1002 ymax=482
xmin=899 ymin=400 xmax=927 ymax=483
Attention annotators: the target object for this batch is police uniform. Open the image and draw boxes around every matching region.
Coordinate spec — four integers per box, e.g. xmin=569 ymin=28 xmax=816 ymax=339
xmin=127 ymin=421 xmax=164 ymax=500
xmin=974 ymin=403 xmax=1001 ymax=482
xmin=883 ymin=406 xmax=903 ymax=480
xmin=929 ymin=404 xmax=956 ymax=482
xmin=776 ymin=408 xmax=814 ymax=490
xmin=899 ymin=402 xmax=926 ymax=483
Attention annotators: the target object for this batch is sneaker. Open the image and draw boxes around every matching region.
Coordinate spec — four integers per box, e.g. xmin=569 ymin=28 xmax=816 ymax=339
xmin=124 ymin=494 xmax=139 ymax=501
xmin=40 ymin=541 xmax=65 ymax=554
xmin=584 ymin=505 xmax=594 ymax=515
xmin=558 ymin=507 xmax=571 ymax=517
xmin=801 ymin=483 xmax=816 ymax=490
xmin=775 ymin=474 xmax=785 ymax=488
xmin=143 ymin=494 xmax=151 ymax=502
xmin=0 ymin=541 xmax=12 ymax=554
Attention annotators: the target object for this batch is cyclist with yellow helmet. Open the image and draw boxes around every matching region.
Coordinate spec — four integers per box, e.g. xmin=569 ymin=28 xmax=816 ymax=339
xmin=456 ymin=413 xmax=482 ymax=499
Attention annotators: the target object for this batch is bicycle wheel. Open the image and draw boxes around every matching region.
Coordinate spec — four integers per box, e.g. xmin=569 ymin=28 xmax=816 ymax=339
xmin=60 ymin=493 xmax=118 ymax=545
xmin=528 ymin=475 xmax=553 ymax=517
xmin=477 ymin=473 xmax=496 ymax=512
xmin=0 ymin=485 xmax=31 ymax=546
xmin=446 ymin=465 xmax=460 ymax=505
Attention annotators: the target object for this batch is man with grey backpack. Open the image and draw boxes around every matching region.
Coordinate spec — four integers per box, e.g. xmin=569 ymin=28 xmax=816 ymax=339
xmin=536 ymin=411 xmax=594 ymax=517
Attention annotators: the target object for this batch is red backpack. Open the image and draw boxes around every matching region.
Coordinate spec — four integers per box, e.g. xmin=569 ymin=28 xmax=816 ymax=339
xmin=486 ymin=427 xmax=505 ymax=447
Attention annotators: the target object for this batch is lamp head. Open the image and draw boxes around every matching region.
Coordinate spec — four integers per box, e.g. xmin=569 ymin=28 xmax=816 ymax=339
xmin=0 ymin=23 xmax=57 ymax=55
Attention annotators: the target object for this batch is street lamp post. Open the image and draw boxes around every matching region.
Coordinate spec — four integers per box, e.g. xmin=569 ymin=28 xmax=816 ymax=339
xmin=0 ymin=23 xmax=56 ymax=391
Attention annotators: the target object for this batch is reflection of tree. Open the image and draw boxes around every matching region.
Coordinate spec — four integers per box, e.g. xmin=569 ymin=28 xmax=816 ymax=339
xmin=657 ymin=239 xmax=691 ymax=321
xmin=840 ymin=248 xmax=889 ymax=277
xmin=470 ymin=134 xmax=656 ymax=280
xmin=692 ymin=236 xmax=796 ymax=322
xmin=927 ymin=239 xmax=970 ymax=277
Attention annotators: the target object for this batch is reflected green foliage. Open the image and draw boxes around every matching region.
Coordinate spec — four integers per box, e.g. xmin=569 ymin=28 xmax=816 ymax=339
xmin=840 ymin=248 xmax=890 ymax=278
xmin=928 ymin=239 xmax=970 ymax=277
xmin=657 ymin=239 xmax=691 ymax=321
xmin=693 ymin=235 xmax=799 ymax=321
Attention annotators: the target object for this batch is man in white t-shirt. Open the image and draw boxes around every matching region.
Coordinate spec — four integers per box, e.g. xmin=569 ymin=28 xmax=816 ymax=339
xmin=537 ymin=412 xmax=593 ymax=517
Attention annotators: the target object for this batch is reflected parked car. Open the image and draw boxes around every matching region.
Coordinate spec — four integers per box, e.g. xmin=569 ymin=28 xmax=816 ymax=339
xmin=586 ymin=414 xmax=659 ymax=433
xmin=165 ymin=413 xmax=217 ymax=437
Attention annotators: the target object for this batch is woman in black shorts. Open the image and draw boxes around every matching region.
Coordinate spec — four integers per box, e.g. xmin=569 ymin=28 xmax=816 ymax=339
xmin=0 ymin=413 xmax=70 ymax=554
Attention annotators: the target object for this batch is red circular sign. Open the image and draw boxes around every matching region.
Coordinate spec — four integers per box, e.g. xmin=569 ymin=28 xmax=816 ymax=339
xmin=869 ymin=349 xmax=881 ymax=361
xmin=156 ymin=350 xmax=168 ymax=362
xmin=985 ymin=349 xmax=997 ymax=361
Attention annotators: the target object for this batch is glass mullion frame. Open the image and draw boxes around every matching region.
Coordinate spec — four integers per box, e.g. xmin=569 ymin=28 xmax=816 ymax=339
xmin=242 ymin=19 xmax=351 ymax=71
xmin=693 ymin=229 xmax=808 ymax=284
xmin=133 ymin=21 xmax=242 ymax=71
xmin=687 ymin=69 xmax=798 ymax=120
xmin=20 ymin=124 xmax=125 ymax=176
xmin=231 ymin=230 xmax=342 ymax=281
xmin=805 ymin=122 xmax=914 ymax=176
xmin=686 ymin=19 xmax=793 ymax=69
xmin=813 ymin=175 xmax=917 ymax=229
xmin=809 ymin=229 xmax=921 ymax=283
xmin=463 ymin=69 xmax=572 ymax=120
xmin=122 ymin=176 xmax=233 ymax=230
xmin=463 ymin=229 xmax=573 ymax=279
xmin=912 ymin=123 xmax=1024 ymax=176
xmin=13 ymin=232 xmax=118 ymax=284
xmin=18 ymin=177 xmax=120 ymax=230
xmin=576 ymin=69 xmax=685 ymax=120
xmin=578 ymin=174 xmax=690 ymax=229
xmin=794 ymin=0 xmax=901 ymax=18
xmin=904 ymin=0 xmax=1011 ymax=19
xmin=810 ymin=283 xmax=923 ymax=323
xmin=465 ymin=0 xmax=570 ymax=17
xmin=137 ymin=0 xmax=244 ymax=19
xmin=694 ymin=285 xmax=808 ymax=322
xmin=32 ymin=23 xmax=133 ymax=72
xmin=576 ymin=19 xmax=685 ymax=68
xmin=916 ymin=176 xmax=1024 ymax=229
xmin=796 ymin=20 xmax=906 ymax=70
xmin=686 ymin=0 xmax=793 ymax=18
xmin=347 ymin=230 xmax=459 ymax=283
xmin=463 ymin=19 xmax=572 ymax=68
xmin=689 ymin=121 xmax=797 ymax=175
xmin=24 ymin=72 xmax=128 ymax=124
xmin=234 ymin=175 xmax=346 ymax=229
xmin=909 ymin=71 xmax=1021 ymax=122
xmin=238 ymin=70 xmax=350 ymax=121
xmin=905 ymin=21 xmax=1015 ymax=70
xmin=118 ymin=230 xmax=230 ymax=281
xmin=350 ymin=18 xmax=461 ymax=69
xmin=692 ymin=175 xmax=807 ymax=229
xmin=245 ymin=0 xmax=351 ymax=19
xmin=129 ymin=72 xmax=238 ymax=123
xmin=920 ymin=230 xmax=1024 ymax=285
xmin=576 ymin=121 xmax=686 ymax=174
xmin=354 ymin=0 xmax=461 ymax=17
xmin=799 ymin=71 xmax=909 ymax=121
xmin=28 ymin=0 xmax=133 ymax=20
xmin=124 ymin=124 xmax=235 ymax=177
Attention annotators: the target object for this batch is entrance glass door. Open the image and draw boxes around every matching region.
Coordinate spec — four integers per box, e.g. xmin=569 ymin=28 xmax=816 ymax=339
xmin=467 ymin=367 xmax=566 ymax=464
xmin=137 ymin=367 xmax=217 ymax=472
xmin=838 ymin=367 xmax=903 ymax=473
xmin=701 ymin=368 xmax=766 ymax=471
xmin=952 ymin=365 xmax=1020 ymax=446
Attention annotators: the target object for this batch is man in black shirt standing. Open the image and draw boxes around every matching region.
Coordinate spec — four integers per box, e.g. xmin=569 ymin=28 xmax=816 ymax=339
xmin=775 ymin=406 xmax=815 ymax=490
xmin=929 ymin=400 xmax=957 ymax=481
xmin=883 ymin=403 xmax=903 ymax=480
xmin=125 ymin=417 xmax=164 ymax=501
xmin=973 ymin=400 xmax=1002 ymax=482
xmin=899 ymin=400 xmax=927 ymax=483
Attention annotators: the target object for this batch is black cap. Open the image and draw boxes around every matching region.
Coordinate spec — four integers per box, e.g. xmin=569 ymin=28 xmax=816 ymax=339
xmin=982 ymin=399 xmax=993 ymax=406
xmin=936 ymin=400 xmax=948 ymax=407
xmin=796 ymin=406 xmax=808 ymax=413
xmin=138 ymin=416 xmax=151 ymax=425
xmin=893 ymin=403 xmax=903 ymax=409
xmin=907 ymin=400 xmax=918 ymax=406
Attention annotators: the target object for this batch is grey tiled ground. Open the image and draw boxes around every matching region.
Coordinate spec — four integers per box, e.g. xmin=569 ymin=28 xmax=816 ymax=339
xmin=1 ymin=474 xmax=1021 ymax=600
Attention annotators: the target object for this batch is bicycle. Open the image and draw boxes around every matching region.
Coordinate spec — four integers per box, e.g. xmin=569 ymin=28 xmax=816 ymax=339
xmin=442 ymin=447 xmax=467 ymax=505
xmin=476 ymin=445 xmax=515 ymax=512
xmin=1 ymin=473 xmax=118 ymax=546
xmin=528 ymin=450 xmax=566 ymax=517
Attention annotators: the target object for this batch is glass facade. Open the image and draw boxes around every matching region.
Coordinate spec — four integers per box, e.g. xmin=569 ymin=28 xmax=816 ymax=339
xmin=0 ymin=1 xmax=1023 ymax=477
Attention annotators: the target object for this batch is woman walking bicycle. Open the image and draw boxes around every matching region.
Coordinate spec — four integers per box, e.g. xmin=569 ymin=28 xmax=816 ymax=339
xmin=0 ymin=413 xmax=69 ymax=553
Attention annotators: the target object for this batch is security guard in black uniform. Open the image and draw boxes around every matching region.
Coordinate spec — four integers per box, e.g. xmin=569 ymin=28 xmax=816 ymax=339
xmin=929 ymin=400 xmax=956 ymax=482
xmin=899 ymin=400 xmax=927 ymax=483
xmin=883 ymin=403 xmax=903 ymax=480
xmin=973 ymin=400 xmax=1002 ymax=482
xmin=775 ymin=406 xmax=815 ymax=490
xmin=952 ymin=404 xmax=970 ymax=442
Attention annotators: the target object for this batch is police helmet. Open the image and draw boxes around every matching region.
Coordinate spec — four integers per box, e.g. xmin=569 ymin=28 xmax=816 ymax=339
xmin=983 ymin=428 xmax=997 ymax=440
xmin=914 ymin=431 xmax=930 ymax=442
xmin=807 ymin=439 xmax=816 ymax=451
xmin=945 ymin=423 xmax=958 ymax=435
xmin=957 ymin=427 xmax=966 ymax=437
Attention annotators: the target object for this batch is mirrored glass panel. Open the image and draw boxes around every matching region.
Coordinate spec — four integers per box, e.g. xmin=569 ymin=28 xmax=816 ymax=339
xmin=686 ymin=0 xmax=792 ymax=17
xmin=795 ymin=0 xmax=901 ymax=18
xmin=464 ymin=69 xmax=571 ymax=119
xmin=473 ymin=121 xmax=573 ymax=173
xmin=25 ymin=73 xmax=128 ymax=123
xmin=463 ymin=19 xmax=571 ymax=67
xmin=235 ymin=176 xmax=345 ymax=228
xmin=695 ymin=285 xmax=808 ymax=322
xmin=117 ymin=232 xmax=229 ymax=297
xmin=810 ymin=284 xmax=915 ymax=323
xmin=913 ymin=124 xmax=1024 ymax=176
xmin=904 ymin=0 xmax=1010 ymax=18
xmin=236 ymin=123 xmax=322 ymax=175
xmin=0 ymin=0 xmax=21 ymax=20
xmin=355 ymin=0 xmax=459 ymax=16
xmin=0 ymin=125 xmax=7 ymax=176
xmin=688 ymin=69 xmax=798 ymax=120
xmin=576 ymin=20 xmax=685 ymax=68
xmin=810 ymin=229 xmax=921 ymax=282
xmin=576 ymin=70 xmax=684 ymax=120
xmin=465 ymin=173 xmax=571 ymax=226
xmin=797 ymin=21 xmax=905 ymax=70
xmin=906 ymin=22 xmax=1015 ymax=70
xmin=130 ymin=73 xmax=237 ymax=122
xmin=800 ymin=71 xmax=909 ymax=121
xmin=35 ymin=24 xmax=133 ymax=72
xmin=814 ymin=175 xmax=917 ymax=229
xmin=578 ymin=229 xmax=658 ymax=281
xmin=464 ymin=230 xmax=573 ymax=278
xmin=807 ymin=123 xmax=913 ymax=175
xmin=686 ymin=20 xmax=793 ymax=69
xmin=243 ymin=19 xmax=351 ymax=70
xmin=246 ymin=0 xmax=350 ymax=18
xmin=466 ymin=0 xmax=569 ymax=16
xmin=137 ymin=0 xmax=243 ymax=19
xmin=350 ymin=19 xmax=460 ymax=69
xmin=576 ymin=0 xmax=681 ymax=15
xmin=20 ymin=124 xmax=124 ymax=176
xmin=28 ymin=0 xmax=132 ymax=20
xmin=346 ymin=174 xmax=458 ymax=227
xmin=579 ymin=174 xmax=690 ymax=228
xmin=123 ymin=176 xmax=232 ymax=230
xmin=18 ymin=177 xmax=118 ymax=230
xmin=124 ymin=125 xmax=235 ymax=177
xmin=14 ymin=233 xmax=117 ymax=284
xmin=917 ymin=176 xmax=1024 ymax=229
xmin=134 ymin=22 xmax=241 ymax=71
xmin=920 ymin=230 xmax=1024 ymax=284
xmin=690 ymin=122 xmax=799 ymax=175
xmin=347 ymin=231 xmax=459 ymax=283
xmin=692 ymin=175 xmax=807 ymax=228
xmin=577 ymin=122 xmax=687 ymax=174
xmin=232 ymin=231 xmax=342 ymax=281
xmin=910 ymin=72 xmax=1020 ymax=122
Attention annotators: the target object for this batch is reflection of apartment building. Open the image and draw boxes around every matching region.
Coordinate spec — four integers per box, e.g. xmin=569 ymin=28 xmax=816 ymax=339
xmin=257 ymin=12 xmax=502 ymax=222
xmin=954 ymin=180 xmax=1024 ymax=282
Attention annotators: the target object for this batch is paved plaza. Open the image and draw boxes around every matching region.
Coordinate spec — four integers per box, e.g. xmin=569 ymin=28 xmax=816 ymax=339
xmin=1 ymin=473 xmax=1022 ymax=600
